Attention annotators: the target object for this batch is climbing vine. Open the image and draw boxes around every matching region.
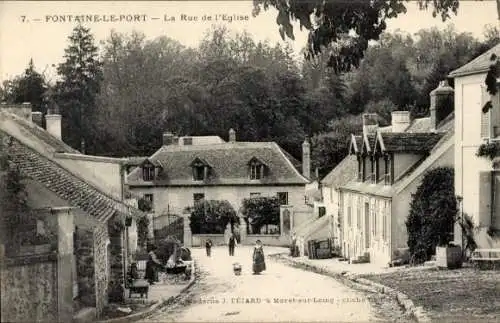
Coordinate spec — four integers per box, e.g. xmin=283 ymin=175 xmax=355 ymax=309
xmin=0 ymin=134 xmax=34 ymax=251
xmin=482 ymin=53 xmax=499 ymax=113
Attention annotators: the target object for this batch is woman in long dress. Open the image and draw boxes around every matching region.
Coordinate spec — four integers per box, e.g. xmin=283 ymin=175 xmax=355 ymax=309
xmin=144 ymin=245 xmax=161 ymax=284
xmin=252 ymin=240 xmax=266 ymax=274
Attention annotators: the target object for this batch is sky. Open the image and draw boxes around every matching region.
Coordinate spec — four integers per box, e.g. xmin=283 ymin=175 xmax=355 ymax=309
xmin=0 ymin=0 xmax=498 ymax=83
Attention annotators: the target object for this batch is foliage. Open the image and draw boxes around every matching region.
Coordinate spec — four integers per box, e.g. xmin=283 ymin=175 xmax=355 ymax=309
xmin=155 ymin=235 xmax=182 ymax=264
xmin=241 ymin=196 xmax=280 ymax=234
xmin=311 ymin=114 xmax=365 ymax=178
xmin=0 ymin=59 xmax=48 ymax=114
xmin=253 ymin=0 xmax=459 ymax=73
xmin=459 ymin=213 xmax=477 ymax=258
xmin=137 ymin=197 xmax=152 ymax=212
xmin=406 ymin=167 xmax=457 ymax=264
xmin=476 ymin=141 xmax=500 ymax=160
xmin=482 ymin=54 xmax=499 ymax=113
xmin=55 ymin=24 xmax=103 ymax=153
xmin=136 ymin=215 xmax=150 ymax=248
xmin=0 ymin=134 xmax=33 ymax=250
xmin=189 ymin=200 xmax=238 ymax=234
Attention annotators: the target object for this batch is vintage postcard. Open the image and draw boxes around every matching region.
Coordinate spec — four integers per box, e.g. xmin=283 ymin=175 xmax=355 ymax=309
xmin=0 ymin=1 xmax=499 ymax=322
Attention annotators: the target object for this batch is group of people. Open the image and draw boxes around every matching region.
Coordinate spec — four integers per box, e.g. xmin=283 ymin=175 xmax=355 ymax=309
xmin=205 ymin=234 xmax=266 ymax=275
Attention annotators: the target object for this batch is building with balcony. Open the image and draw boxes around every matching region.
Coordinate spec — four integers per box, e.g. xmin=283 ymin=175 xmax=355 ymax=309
xmin=338 ymin=81 xmax=455 ymax=266
xmin=450 ymin=43 xmax=500 ymax=249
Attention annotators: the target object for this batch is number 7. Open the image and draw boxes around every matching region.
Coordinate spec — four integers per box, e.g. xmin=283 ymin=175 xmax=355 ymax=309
xmin=21 ymin=16 xmax=26 ymax=22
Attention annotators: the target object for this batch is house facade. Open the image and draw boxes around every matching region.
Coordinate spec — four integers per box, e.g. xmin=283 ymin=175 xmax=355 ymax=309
xmin=449 ymin=43 xmax=500 ymax=249
xmin=338 ymin=81 xmax=455 ymax=266
xmin=126 ymin=129 xmax=310 ymax=240
xmin=0 ymin=103 xmax=143 ymax=320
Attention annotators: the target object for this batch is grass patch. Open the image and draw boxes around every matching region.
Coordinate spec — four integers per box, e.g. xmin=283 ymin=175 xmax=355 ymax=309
xmin=361 ymin=268 xmax=500 ymax=322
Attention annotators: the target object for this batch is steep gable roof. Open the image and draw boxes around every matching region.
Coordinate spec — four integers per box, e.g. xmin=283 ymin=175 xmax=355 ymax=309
xmin=5 ymin=136 xmax=143 ymax=222
xmin=320 ymin=155 xmax=358 ymax=189
xmin=375 ymin=132 xmax=444 ymax=153
xmin=127 ymin=141 xmax=308 ymax=186
xmin=449 ymin=43 xmax=500 ymax=78
xmin=349 ymin=135 xmax=362 ymax=154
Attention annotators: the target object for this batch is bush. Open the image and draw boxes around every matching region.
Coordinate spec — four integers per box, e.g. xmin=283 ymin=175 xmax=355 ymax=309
xmin=155 ymin=236 xmax=182 ymax=264
xmin=406 ymin=167 xmax=457 ymax=264
xmin=241 ymin=196 xmax=280 ymax=234
xmin=189 ymin=200 xmax=238 ymax=234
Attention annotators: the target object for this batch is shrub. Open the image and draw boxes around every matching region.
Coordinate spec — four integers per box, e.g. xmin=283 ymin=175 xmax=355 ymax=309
xmin=189 ymin=200 xmax=238 ymax=234
xmin=155 ymin=235 xmax=182 ymax=264
xmin=241 ymin=196 xmax=280 ymax=234
xmin=406 ymin=167 xmax=457 ymax=264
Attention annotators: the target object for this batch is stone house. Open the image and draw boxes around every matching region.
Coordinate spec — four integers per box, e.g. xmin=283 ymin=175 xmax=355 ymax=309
xmin=0 ymin=103 xmax=143 ymax=320
xmin=125 ymin=129 xmax=311 ymax=244
xmin=449 ymin=43 xmax=500 ymax=249
xmin=338 ymin=81 xmax=455 ymax=266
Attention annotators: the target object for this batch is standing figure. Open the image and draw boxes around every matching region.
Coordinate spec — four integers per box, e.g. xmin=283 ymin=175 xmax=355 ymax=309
xmin=252 ymin=240 xmax=266 ymax=274
xmin=205 ymin=239 xmax=212 ymax=257
xmin=228 ymin=233 xmax=237 ymax=256
xmin=144 ymin=245 xmax=161 ymax=285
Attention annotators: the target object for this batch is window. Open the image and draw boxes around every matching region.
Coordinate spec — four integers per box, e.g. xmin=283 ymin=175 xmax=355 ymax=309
xmin=382 ymin=201 xmax=388 ymax=240
xmin=250 ymin=192 xmax=261 ymax=198
xmin=250 ymin=164 xmax=263 ymax=180
xmin=347 ymin=206 xmax=352 ymax=227
xmin=277 ymin=192 xmax=288 ymax=205
xmin=183 ymin=137 xmax=193 ymax=145
xmin=142 ymin=166 xmax=155 ymax=181
xmin=193 ymin=193 xmax=205 ymax=204
xmin=144 ymin=194 xmax=154 ymax=211
xmin=318 ymin=206 xmax=326 ymax=218
xmin=193 ymin=166 xmax=205 ymax=181
xmin=372 ymin=201 xmax=377 ymax=236
xmin=481 ymin=85 xmax=491 ymax=139
xmin=356 ymin=198 xmax=361 ymax=229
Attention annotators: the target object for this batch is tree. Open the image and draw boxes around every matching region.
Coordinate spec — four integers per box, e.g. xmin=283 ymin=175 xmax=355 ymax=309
xmin=55 ymin=24 xmax=103 ymax=153
xmin=188 ymin=200 xmax=238 ymax=234
xmin=241 ymin=196 xmax=280 ymax=234
xmin=0 ymin=60 xmax=48 ymax=114
xmin=253 ymin=0 xmax=460 ymax=73
xmin=406 ymin=167 xmax=457 ymax=264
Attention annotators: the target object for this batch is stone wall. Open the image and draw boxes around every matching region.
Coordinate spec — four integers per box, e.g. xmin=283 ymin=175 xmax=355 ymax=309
xmin=108 ymin=218 xmax=125 ymax=303
xmin=93 ymin=223 xmax=109 ymax=317
xmin=1 ymin=254 xmax=58 ymax=322
xmin=75 ymin=227 xmax=96 ymax=307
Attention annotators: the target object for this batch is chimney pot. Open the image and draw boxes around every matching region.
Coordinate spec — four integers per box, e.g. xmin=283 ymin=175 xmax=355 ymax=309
xmin=32 ymin=111 xmax=43 ymax=127
xmin=430 ymin=80 xmax=454 ymax=130
xmin=362 ymin=113 xmax=379 ymax=137
xmin=302 ymin=136 xmax=311 ymax=179
xmin=229 ymin=128 xmax=236 ymax=142
xmin=45 ymin=113 xmax=62 ymax=140
xmin=391 ymin=111 xmax=411 ymax=132
xmin=162 ymin=132 xmax=174 ymax=146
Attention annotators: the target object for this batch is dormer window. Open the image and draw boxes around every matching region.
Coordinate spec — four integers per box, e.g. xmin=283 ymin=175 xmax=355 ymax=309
xmin=248 ymin=157 xmax=267 ymax=180
xmin=141 ymin=159 xmax=157 ymax=181
xmin=191 ymin=157 xmax=210 ymax=181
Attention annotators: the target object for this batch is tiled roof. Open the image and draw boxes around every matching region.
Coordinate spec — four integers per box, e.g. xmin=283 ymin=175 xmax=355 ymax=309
xmin=405 ymin=117 xmax=432 ymax=133
xmin=449 ymin=43 xmax=500 ymax=77
xmin=349 ymin=135 xmax=362 ymax=153
xmin=320 ymin=155 xmax=358 ymax=188
xmin=127 ymin=142 xmax=308 ymax=186
xmin=6 ymin=136 xmax=143 ymax=222
xmin=361 ymin=133 xmax=376 ymax=153
xmin=378 ymin=132 xmax=444 ymax=153
xmin=125 ymin=156 xmax=149 ymax=166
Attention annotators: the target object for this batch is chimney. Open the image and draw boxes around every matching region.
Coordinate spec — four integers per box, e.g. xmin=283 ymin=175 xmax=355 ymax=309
xmin=31 ymin=111 xmax=43 ymax=127
xmin=391 ymin=111 xmax=411 ymax=132
xmin=430 ymin=80 xmax=454 ymax=130
xmin=45 ymin=114 xmax=62 ymax=140
xmin=302 ymin=136 xmax=311 ymax=179
xmin=362 ymin=113 xmax=379 ymax=137
xmin=229 ymin=128 xmax=236 ymax=143
xmin=162 ymin=132 xmax=174 ymax=146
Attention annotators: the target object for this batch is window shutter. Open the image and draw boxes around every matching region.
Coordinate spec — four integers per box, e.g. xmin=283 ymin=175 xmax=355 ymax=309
xmin=479 ymin=171 xmax=492 ymax=226
xmin=481 ymin=85 xmax=491 ymax=139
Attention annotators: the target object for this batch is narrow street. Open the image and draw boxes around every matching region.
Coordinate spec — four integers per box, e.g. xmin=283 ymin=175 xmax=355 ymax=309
xmin=139 ymin=246 xmax=400 ymax=322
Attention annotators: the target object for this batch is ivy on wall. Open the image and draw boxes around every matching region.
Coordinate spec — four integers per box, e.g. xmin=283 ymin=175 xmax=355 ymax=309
xmin=476 ymin=141 xmax=500 ymax=160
